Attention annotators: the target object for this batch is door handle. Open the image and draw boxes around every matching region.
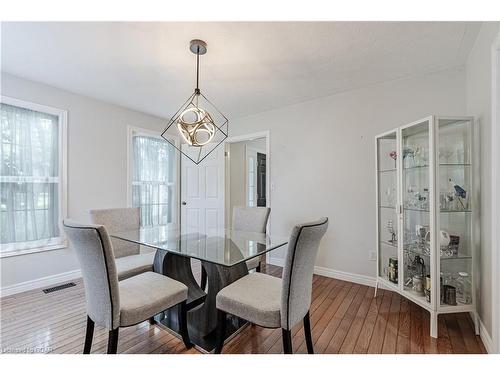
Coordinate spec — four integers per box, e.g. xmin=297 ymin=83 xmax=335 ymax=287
xmin=182 ymin=201 xmax=187 ymax=206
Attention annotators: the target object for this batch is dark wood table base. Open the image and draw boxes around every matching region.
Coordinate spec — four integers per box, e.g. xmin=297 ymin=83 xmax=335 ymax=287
xmin=152 ymin=250 xmax=249 ymax=352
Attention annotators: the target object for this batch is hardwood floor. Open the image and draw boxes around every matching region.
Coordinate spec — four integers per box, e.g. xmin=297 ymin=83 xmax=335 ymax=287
xmin=0 ymin=263 xmax=486 ymax=354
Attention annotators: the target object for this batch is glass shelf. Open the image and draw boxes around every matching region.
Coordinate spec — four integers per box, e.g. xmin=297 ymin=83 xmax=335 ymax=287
xmin=380 ymin=240 xmax=398 ymax=248
xmin=403 ymin=246 xmax=472 ymax=260
xmin=404 ymin=164 xmax=471 ymax=171
xmin=404 ymin=164 xmax=429 ymax=170
xmin=403 ymin=206 xmax=471 ymax=213
xmin=379 ymin=205 xmax=396 ymax=210
xmin=403 ymin=287 xmax=430 ymax=307
xmin=403 ymin=207 xmax=429 ymax=212
xmin=378 ymin=168 xmax=397 ymax=173
xmin=379 ymin=275 xmax=399 ymax=287
xmin=440 ymin=300 xmax=473 ymax=308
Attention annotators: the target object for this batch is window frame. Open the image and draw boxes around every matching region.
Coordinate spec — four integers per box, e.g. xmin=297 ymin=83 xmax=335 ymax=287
xmin=127 ymin=126 xmax=180 ymax=229
xmin=0 ymin=95 xmax=68 ymax=258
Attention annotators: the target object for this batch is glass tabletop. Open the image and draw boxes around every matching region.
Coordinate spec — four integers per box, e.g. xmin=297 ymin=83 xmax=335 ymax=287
xmin=109 ymin=226 xmax=288 ymax=267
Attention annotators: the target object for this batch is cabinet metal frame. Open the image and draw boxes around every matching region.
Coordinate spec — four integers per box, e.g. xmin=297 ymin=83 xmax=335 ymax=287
xmin=375 ymin=115 xmax=479 ymax=338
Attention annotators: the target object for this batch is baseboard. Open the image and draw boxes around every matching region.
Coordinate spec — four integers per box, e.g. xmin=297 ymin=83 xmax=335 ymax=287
xmin=478 ymin=317 xmax=494 ymax=353
xmin=0 ymin=269 xmax=81 ymax=298
xmin=267 ymin=256 xmax=285 ymax=267
xmin=314 ymin=266 xmax=377 ymax=287
xmin=268 ymin=257 xmax=378 ymax=287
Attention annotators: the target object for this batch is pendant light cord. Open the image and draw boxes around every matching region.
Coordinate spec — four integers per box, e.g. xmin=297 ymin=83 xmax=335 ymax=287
xmin=195 ymin=46 xmax=200 ymax=93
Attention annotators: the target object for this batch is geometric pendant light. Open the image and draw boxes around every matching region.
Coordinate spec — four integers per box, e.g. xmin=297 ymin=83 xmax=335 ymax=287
xmin=161 ymin=39 xmax=229 ymax=164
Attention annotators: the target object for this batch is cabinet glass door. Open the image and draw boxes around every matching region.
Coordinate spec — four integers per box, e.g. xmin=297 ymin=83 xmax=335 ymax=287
xmin=401 ymin=119 xmax=432 ymax=306
xmin=377 ymin=132 xmax=398 ymax=284
xmin=437 ymin=118 xmax=473 ymax=308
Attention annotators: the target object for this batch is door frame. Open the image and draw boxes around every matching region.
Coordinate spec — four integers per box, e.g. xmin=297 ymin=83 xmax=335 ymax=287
xmin=491 ymin=29 xmax=500 ymax=354
xmin=224 ymin=131 xmax=271 ymax=231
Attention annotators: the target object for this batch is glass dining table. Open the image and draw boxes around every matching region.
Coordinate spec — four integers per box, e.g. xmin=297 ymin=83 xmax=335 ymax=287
xmin=110 ymin=226 xmax=288 ymax=352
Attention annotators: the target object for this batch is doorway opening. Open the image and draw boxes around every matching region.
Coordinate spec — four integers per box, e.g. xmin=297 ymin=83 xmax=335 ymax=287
xmin=224 ymin=132 xmax=271 ymax=231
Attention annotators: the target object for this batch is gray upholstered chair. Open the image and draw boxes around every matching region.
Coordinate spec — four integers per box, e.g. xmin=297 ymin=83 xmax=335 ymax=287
xmin=88 ymin=208 xmax=154 ymax=281
xmin=214 ymin=217 xmax=328 ymax=354
xmin=200 ymin=206 xmax=270 ymax=290
xmin=63 ymin=221 xmax=192 ymax=354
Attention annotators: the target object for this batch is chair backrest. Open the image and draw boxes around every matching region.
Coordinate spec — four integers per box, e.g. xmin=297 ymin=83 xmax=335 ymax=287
xmin=88 ymin=208 xmax=140 ymax=258
xmin=63 ymin=221 xmax=120 ymax=330
xmin=232 ymin=206 xmax=270 ymax=233
xmin=280 ymin=218 xmax=328 ymax=330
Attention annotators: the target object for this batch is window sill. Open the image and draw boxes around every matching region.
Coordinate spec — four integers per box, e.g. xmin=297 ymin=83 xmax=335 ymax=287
xmin=0 ymin=241 xmax=68 ymax=259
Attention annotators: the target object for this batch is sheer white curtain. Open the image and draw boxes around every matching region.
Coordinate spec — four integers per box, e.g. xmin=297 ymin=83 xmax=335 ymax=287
xmin=0 ymin=103 xmax=60 ymax=249
xmin=132 ymin=135 xmax=175 ymax=227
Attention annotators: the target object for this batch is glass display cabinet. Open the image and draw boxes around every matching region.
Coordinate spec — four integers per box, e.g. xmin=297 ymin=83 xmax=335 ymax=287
xmin=375 ymin=116 xmax=478 ymax=338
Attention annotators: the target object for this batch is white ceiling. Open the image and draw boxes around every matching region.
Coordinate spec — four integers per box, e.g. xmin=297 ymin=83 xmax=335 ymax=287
xmin=1 ymin=22 xmax=481 ymax=119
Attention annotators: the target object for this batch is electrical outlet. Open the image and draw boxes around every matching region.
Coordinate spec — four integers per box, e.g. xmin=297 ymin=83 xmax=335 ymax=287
xmin=369 ymin=251 xmax=377 ymax=261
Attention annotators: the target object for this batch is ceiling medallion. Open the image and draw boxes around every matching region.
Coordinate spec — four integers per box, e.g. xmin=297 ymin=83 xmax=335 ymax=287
xmin=161 ymin=39 xmax=228 ymax=164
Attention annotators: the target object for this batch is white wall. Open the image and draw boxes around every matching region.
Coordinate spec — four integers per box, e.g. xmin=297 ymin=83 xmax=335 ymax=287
xmin=0 ymin=73 xmax=167 ymax=289
xmin=231 ymin=67 xmax=467 ymax=278
xmin=465 ymin=22 xmax=500 ymax=341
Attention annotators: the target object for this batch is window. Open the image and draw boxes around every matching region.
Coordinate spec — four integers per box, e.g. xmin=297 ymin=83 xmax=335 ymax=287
xmin=130 ymin=128 xmax=178 ymax=227
xmin=0 ymin=97 xmax=67 ymax=256
xmin=247 ymin=155 xmax=256 ymax=207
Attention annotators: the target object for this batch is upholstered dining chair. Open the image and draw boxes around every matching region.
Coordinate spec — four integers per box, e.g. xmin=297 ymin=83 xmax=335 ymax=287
xmin=89 ymin=208 xmax=154 ymax=281
xmin=63 ymin=221 xmax=192 ymax=354
xmin=214 ymin=217 xmax=328 ymax=354
xmin=200 ymin=206 xmax=271 ymax=290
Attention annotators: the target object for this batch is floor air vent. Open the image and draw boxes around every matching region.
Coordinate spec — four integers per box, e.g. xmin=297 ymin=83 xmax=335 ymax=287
xmin=43 ymin=282 xmax=76 ymax=294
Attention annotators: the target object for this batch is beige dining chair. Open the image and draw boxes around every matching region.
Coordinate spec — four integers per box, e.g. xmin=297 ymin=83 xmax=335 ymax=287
xmin=63 ymin=221 xmax=192 ymax=354
xmin=200 ymin=206 xmax=271 ymax=290
xmin=214 ymin=217 xmax=328 ymax=354
xmin=89 ymin=208 xmax=154 ymax=281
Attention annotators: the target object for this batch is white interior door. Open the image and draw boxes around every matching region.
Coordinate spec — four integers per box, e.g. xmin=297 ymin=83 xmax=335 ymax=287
xmin=181 ymin=146 xmax=224 ymax=236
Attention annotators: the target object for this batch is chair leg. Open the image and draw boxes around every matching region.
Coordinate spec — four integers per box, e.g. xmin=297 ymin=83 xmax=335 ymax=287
xmin=256 ymin=263 xmax=261 ymax=273
xmin=83 ymin=316 xmax=94 ymax=354
xmin=149 ymin=317 xmax=156 ymax=325
xmin=200 ymin=266 xmax=207 ymax=291
xmin=107 ymin=328 xmax=119 ymax=354
xmin=282 ymin=329 xmax=293 ymax=354
xmin=214 ymin=309 xmax=226 ymax=354
xmin=178 ymin=301 xmax=193 ymax=349
xmin=303 ymin=311 xmax=314 ymax=354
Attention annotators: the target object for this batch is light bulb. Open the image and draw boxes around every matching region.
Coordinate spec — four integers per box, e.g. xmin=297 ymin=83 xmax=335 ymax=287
xmin=176 ymin=106 xmax=216 ymax=147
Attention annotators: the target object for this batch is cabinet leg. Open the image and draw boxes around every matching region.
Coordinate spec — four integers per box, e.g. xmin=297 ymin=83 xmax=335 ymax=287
xmin=374 ymin=280 xmax=379 ymax=298
xmin=430 ymin=311 xmax=438 ymax=338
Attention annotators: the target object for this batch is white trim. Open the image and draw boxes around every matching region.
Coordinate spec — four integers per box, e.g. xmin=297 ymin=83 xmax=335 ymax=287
xmin=126 ymin=125 xmax=181 ymax=229
xmin=491 ymin=29 xmax=500 ymax=354
xmin=270 ymin=260 xmax=380 ymax=289
xmin=0 ymin=241 xmax=68 ymax=259
xmin=0 ymin=95 xmax=68 ymax=257
xmin=267 ymin=256 xmax=285 ymax=267
xmin=479 ymin=317 xmax=494 ymax=354
xmin=225 ymin=131 xmax=270 ymax=144
xmin=314 ymin=266 xmax=377 ymax=287
xmin=0 ymin=269 xmax=81 ymax=298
